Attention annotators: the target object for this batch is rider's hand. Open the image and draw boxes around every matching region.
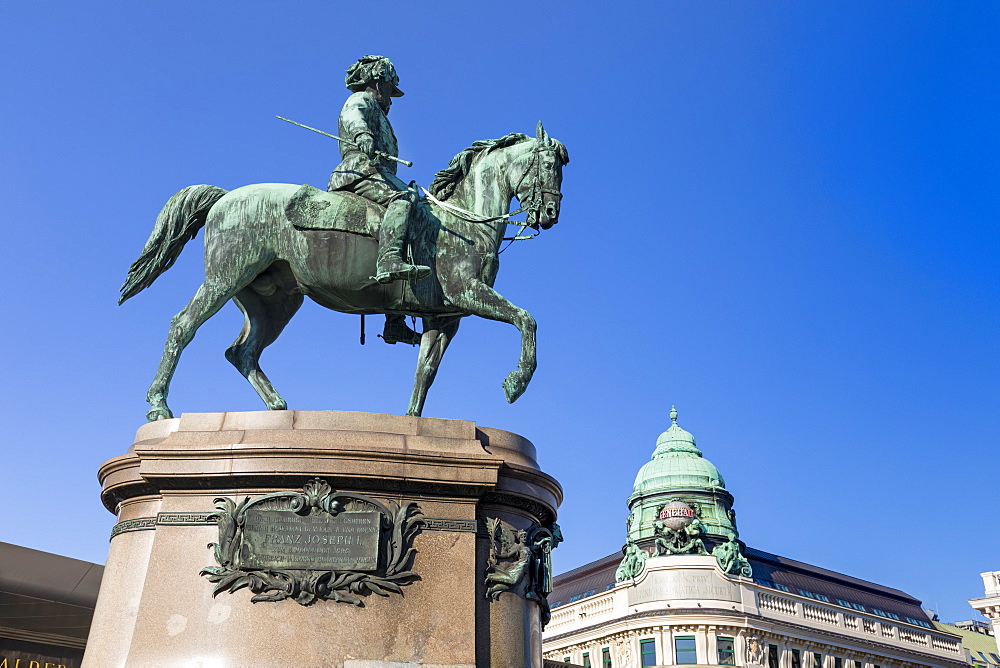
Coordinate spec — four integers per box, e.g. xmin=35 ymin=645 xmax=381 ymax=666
xmin=356 ymin=133 xmax=377 ymax=160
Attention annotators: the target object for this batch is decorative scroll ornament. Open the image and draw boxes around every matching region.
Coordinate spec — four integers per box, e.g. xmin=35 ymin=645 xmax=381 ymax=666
xmin=615 ymin=539 xmax=649 ymax=583
xmin=712 ymin=532 xmax=753 ymax=577
xmin=484 ymin=518 xmax=563 ymax=627
xmin=200 ymin=478 xmax=423 ymax=606
xmin=652 ymin=500 xmax=708 ymax=556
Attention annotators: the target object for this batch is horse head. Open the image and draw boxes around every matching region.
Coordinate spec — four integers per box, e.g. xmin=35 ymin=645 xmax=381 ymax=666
xmin=515 ymin=121 xmax=569 ymax=230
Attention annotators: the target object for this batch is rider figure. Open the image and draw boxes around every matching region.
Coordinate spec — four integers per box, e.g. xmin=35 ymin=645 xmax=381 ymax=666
xmin=328 ymin=55 xmax=430 ymax=285
xmin=328 ymin=55 xmax=429 ymax=345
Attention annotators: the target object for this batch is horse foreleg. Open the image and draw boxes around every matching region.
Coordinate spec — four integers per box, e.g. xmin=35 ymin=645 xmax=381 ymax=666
xmin=406 ymin=316 xmax=461 ymax=417
xmin=445 ymin=281 xmax=536 ymax=403
xmin=145 ymin=281 xmax=239 ymax=421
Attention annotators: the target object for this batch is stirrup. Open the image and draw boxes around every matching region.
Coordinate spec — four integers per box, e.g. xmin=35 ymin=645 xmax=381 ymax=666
xmin=373 ymin=262 xmax=431 ymax=284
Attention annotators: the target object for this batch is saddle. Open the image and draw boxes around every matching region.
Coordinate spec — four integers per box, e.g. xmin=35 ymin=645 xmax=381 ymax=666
xmin=285 ymin=184 xmax=383 ymax=237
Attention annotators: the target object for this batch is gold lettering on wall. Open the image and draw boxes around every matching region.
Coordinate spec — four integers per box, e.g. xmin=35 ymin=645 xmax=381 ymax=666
xmin=0 ymin=658 xmax=71 ymax=668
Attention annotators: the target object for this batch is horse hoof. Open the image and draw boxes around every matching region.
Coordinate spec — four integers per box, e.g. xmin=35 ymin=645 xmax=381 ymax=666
xmin=503 ymin=372 xmax=527 ymax=404
xmin=146 ymin=407 xmax=174 ymax=422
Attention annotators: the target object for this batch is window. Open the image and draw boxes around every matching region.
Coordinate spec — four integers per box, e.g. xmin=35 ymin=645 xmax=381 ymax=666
xmin=582 ymin=589 xmax=597 ymax=598
xmin=568 ymin=594 xmax=583 ymax=603
xmin=872 ymin=608 xmax=898 ymax=620
xmin=718 ymin=637 xmax=735 ymax=665
xmin=768 ymin=645 xmax=779 ymax=668
xmin=582 ymin=652 xmax=591 ymax=667
xmin=798 ymin=589 xmax=830 ymax=603
xmin=837 ymin=599 xmax=864 ymax=611
xmin=602 ymin=647 xmax=612 ymax=667
xmin=641 ymin=639 xmax=657 ymax=667
xmin=834 ymin=658 xmax=842 ymax=668
xmin=564 ymin=658 xmax=571 ymax=663
xmin=792 ymin=649 xmax=802 ymax=668
xmin=675 ymin=636 xmax=697 ymax=665
xmin=756 ymin=578 xmax=791 ymax=593
xmin=813 ymin=653 xmax=823 ymax=668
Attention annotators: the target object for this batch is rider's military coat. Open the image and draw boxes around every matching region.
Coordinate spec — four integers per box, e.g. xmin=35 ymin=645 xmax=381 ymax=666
xmin=327 ymin=91 xmax=403 ymax=193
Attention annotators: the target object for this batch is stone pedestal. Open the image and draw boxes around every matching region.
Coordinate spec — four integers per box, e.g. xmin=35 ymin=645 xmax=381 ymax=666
xmin=84 ymin=411 xmax=562 ymax=668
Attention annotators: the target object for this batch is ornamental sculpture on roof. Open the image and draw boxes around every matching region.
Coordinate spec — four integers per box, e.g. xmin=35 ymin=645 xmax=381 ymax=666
xmin=615 ymin=540 xmax=648 ymax=583
xmin=652 ymin=502 xmax=708 ymax=556
xmin=712 ymin=532 xmax=753 ymax=577
xmin=119 ymin=54 xmax=569 ymax=421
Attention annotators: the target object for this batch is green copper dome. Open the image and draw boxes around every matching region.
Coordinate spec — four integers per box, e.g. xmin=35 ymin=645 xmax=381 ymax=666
xmin=633 ymin=407 xmax=726 ymax=493
xmin=625 ymin=406 xmax=739 ymax=548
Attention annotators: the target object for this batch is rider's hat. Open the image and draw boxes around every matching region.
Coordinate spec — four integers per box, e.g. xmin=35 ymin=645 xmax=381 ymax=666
xmin=345 ymin=55 xmax=405 ymax=97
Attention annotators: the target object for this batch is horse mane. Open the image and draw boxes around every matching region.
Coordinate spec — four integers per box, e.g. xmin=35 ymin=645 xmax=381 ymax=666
xmin=428 ymin=133 xmax=530 ymax=201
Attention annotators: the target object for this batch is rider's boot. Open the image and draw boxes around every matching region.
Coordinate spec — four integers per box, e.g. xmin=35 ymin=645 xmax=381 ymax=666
xmin=375 ymin=199 xmax=431 ymax=284
xmin=382 ymin=314 xmax=422 ymax=345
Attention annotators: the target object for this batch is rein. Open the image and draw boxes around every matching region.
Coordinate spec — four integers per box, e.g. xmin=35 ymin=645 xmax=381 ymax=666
xmin=420 ymin=140 xmax=560 ymax=250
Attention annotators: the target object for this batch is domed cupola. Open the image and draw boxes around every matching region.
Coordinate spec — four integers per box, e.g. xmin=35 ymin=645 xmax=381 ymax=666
xmin=634 ymin=407 xmax=725 ymax=492
xmin=625 ymin=407 xmax=738 ymax=545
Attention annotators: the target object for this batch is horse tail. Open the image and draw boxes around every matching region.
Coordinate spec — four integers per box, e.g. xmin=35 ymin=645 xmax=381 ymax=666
xmin=119 ymin=185 xmax=229 ymax=304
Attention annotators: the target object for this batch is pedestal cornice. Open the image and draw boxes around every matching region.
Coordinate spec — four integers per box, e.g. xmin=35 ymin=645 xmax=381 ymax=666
xmin=98 ymin=410 xmax=561 ymax=521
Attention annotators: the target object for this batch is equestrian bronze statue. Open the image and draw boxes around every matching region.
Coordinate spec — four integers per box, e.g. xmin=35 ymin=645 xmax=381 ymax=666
xmin=119 ymin=55 xmax=569 ymax=421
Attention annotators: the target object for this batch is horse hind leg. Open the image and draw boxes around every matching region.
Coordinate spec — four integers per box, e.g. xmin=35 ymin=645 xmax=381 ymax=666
xmin=225 ymin=266 xmax=303 ymax=410
xmin=406 ymin=316 xmax=461 ymax=417
xmin=147 ymin=279 xmax=246 ymax=421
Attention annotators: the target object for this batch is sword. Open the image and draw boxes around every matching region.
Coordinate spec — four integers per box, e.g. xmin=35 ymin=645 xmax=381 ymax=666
xmin=275 ymin=115 xmax=413 ymax=167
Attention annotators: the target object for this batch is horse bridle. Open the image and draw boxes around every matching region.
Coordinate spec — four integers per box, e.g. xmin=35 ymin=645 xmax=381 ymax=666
xmin=510 ymin=139 xmax=563 ymax=231
xmin=420 ymin=138 xmax=562 ymax=235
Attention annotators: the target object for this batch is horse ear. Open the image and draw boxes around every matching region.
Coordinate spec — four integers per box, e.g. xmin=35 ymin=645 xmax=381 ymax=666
xmin=536 ymin=120 xmax=549 ymax=143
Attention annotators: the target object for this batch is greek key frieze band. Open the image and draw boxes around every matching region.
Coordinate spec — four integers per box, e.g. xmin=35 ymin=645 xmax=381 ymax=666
xmin=112 ymin=513 xmax=474 ymax=539
xmin=421 ymin=517 xmax=478 ymax=532
xmin=156 ymin=511 xmax=217 ymax=526
xmin=109 ymin=516 xmax=157 ymax=540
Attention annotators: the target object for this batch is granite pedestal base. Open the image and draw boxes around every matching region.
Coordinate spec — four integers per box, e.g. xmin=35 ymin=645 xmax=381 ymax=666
xmin=84 ymin=411 xmax=562 ymax=668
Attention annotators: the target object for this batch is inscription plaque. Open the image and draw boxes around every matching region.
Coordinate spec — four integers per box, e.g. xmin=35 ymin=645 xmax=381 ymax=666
xmin=242 ymin=507 xmax=381 ymax=571
xmin=200 ymin=478 xmax=423 ymax=606
xmin=627 ymin=568 xmax=741 ymax=605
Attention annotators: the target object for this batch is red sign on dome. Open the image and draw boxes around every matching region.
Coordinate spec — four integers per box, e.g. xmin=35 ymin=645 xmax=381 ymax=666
xmin=659 ymin=505 xmax=694 ymax=521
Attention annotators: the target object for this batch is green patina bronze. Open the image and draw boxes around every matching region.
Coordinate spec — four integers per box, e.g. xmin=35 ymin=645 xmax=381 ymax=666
xmin=119 ymin=55 xmax=569 ymax=421
xmin=200 ymin=478 xmax=423 ymax=606
xmin=712 ymin=532 xmax=753 ymax=577
xmin=484 ymin=518 xmax=563 ymax=628
xmin=614 ymin=539 xmax=648 ymax=583
xmin=617 ymin=407 xmax=754 ymax=578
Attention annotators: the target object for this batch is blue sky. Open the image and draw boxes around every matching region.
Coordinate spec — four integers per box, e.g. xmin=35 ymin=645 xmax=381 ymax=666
xmin=1 ymin=2 xmax=997 ymax=623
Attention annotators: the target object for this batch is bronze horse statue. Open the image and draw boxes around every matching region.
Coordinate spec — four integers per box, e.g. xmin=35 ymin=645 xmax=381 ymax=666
xmin=120 ymin=124 xmax=569 ymax=420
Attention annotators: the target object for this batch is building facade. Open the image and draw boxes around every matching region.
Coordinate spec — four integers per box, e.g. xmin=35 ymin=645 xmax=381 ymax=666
xmin=542 ymin=410 xmax=967 ymax=668
xmin=969 ymin=574 xmax=1000 ymax=645
xmin=0 ymin=542 xmax=103 ymax=668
